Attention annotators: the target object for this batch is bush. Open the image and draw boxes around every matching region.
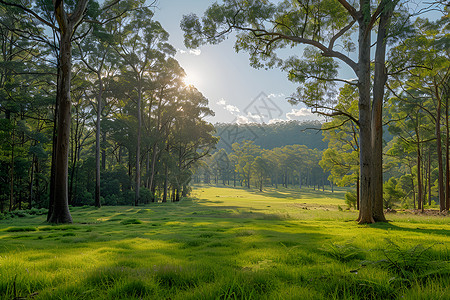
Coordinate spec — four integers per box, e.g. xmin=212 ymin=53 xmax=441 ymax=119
xmin=345 ymin=190 xmax=357 ymax=209
xmin=139 ymin=187 xmax=154 ymax=204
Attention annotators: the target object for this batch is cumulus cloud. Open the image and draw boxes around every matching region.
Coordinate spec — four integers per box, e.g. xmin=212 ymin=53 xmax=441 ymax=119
xmin=177 ymin=48 xmax=201 ymax=56
xmin=216 ymin=98 xmax=226 ymax=106
xmin=189 ymin=49 xmax=201 ymax=56
xmin=236 ymin=115 xmax=249 ymax=124
xmin=226 ymin=105 xmax=240 ymax=114
xmin=286 ymin=108 xmax=322 ymax=121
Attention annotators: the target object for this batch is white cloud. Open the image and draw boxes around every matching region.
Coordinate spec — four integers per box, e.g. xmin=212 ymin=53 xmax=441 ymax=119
xmin=189 ymin=49 xmax=201 ymax=56
xmin=216 ymin=98 xmax=226 ymax=106
xmin=177 ymin=48 xmax=202 ymax=56
xmin=236 ymin=115 xmax=249 ymax=124
xmin=286 ymin=108 xmax=323 ymax=121
xmin=268 ymin=93 xmax=285 ymax=98
xmin=245 ymin=112 xmax=263 ymax=122
xmin=226 ymin=105 xmax=240 ymax=114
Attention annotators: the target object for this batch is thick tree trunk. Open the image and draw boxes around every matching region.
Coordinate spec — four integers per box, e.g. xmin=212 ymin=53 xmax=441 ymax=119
xmin=48 ymin=30 xmax=73 ymax=223
xmin=357 ymin=3 xmax=374 ymax=224
xmin=371 ymin=10 xmax=391 ymax=222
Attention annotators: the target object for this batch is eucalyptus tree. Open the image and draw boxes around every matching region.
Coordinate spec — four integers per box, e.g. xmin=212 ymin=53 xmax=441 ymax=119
xmin=112 ymin=6 xmax=175 ymax=206
xmin=166 ymin=85 xmax=217 ymax=200
xmin=231 ymin=140 xmax=262 ymax=188
xmin=180 ymin=0 xmax=422 ymax=223
xmin=145 ymin=57 xmax=186 ymax=194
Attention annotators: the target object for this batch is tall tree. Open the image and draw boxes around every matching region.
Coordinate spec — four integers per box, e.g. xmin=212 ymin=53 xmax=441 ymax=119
xmin=112 ymin=6 xmax=175 ymax=206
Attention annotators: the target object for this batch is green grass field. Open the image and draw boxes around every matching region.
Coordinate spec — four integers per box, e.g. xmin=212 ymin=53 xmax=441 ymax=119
xmin=1 ymin=185 xmax=449 ymax=299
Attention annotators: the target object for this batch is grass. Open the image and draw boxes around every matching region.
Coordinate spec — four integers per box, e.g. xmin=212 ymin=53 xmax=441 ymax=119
xmin=0 ymin=184 xmax=449 ymax=299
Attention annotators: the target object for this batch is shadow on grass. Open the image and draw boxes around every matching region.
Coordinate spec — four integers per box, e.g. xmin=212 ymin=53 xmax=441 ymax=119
xmin=369 ymin=222 xmax=450 ymax=237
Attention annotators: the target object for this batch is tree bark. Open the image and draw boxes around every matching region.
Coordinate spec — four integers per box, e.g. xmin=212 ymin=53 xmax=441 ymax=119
xmin=48 ymin=28 xmax=73 ymax=223
xmin=95 ymin=73 xmax=103 ymax=208
xmin=446 ymin=94 xmax=449 ymax=210
xmin=436 ymin=88 xmax=445 ymax=211
xmin=48 ymin=0 xmax=89 ymax=223
xmin=371 ymin=8 xmax=391 ymax=222
xmin=357 ymin=1 xmax=374 ymax=224
xmin=9 ymin=120 xmax=14 ymax=212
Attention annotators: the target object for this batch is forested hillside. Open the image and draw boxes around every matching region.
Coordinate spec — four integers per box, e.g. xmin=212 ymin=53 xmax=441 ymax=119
xmin=214 ymin=120 xmax=326 ymax=150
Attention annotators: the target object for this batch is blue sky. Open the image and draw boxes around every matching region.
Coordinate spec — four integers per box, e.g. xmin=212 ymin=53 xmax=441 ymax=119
xmin=154 ymin=0 xmax=323 ymax=124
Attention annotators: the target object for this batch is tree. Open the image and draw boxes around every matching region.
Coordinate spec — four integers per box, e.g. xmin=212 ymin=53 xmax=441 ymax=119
xmin=112 ymin=6 xmax=175 ymax=206
xmin=181 ymin=0 xmax=413 ymax=223
xmin=387 ymin=15 xmax=450 ymax=211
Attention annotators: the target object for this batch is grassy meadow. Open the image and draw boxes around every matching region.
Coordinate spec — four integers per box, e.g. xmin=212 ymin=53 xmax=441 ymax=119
xmin=1 ymin=185 xmax=449 ymax=299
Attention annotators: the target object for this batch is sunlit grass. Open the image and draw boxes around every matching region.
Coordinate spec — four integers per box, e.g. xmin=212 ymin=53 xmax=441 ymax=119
xmin=1 ymin=184 xmax=448 ymax=299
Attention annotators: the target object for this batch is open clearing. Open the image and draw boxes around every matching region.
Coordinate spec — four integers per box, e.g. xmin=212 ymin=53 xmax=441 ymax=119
xmin=1 ymin=185 xmax=449 ymax=299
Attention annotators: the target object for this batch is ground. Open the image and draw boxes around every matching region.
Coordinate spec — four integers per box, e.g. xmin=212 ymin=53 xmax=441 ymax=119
xmin=1 ymin=185 xmax=449 ymax=299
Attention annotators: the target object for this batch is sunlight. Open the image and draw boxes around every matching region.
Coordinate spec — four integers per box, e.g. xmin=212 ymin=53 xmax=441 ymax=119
xmin=183 ymin=71 xmax=200 ymax=87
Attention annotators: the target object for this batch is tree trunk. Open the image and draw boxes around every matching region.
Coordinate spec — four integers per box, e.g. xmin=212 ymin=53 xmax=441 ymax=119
xmin=298 ymin=168 xmax=301 ymax=189
xmin=436 ymin=91 xmax=445 ymax=211
xmin=371 ymin=9 xmax=391 ymax=222
xmin=148 ymin=145 xmax=158 ymax=195
xmin=47 ymin=90 xmax=58 ymax=221
xmin=9 ymin=121 xmax=14 ymax=212
xmin=417 ymin=138 xmax=422 ymax=211
xmin=446 ymin=95 xmax=450 ymax=210
xmin=48 ymin=0 xmax=88 ymax=223
xmin=102 ymin=132 xmax=106 ymax=170
xmin=95 ymin=73 xmax=103 ymax=208
xmin=357 ymin=3 xmax=375 ymax=224
xmin=48 ymin=29 xmax=73 ymax=223
xmin=135 ymin=80 xmax=142 ymax=206
xmin=162 ymin=164 xmax=168 ymax=203
xmin=29 ymin=154 xmax=35 ymax=209
xmin=428 ymin=149 xmax=432 ymax=206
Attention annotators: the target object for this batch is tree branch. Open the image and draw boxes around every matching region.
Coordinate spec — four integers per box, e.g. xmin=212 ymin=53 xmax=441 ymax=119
xmin=0 ymin=0 xmax=58 ymax=30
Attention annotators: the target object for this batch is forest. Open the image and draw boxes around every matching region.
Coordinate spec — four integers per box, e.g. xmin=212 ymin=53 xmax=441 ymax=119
xmin=0 ymin=1 xmax=449 ymax=299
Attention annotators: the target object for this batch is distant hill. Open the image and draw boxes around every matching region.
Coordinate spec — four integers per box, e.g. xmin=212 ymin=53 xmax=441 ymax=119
xmin=214 ymin=120 xmax=326 ymax=151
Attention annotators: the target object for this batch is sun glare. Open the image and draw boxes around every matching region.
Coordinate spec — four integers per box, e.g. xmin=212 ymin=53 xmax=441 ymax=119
xmin=183 ymin=72 xmax=200 ymax=87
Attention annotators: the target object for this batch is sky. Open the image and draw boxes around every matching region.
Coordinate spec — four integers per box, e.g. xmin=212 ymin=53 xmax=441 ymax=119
xmin=153 ymin=0 xmax=324 ymax=124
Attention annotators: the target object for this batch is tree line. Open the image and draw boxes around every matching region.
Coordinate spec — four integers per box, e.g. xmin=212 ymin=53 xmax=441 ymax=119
xmin=195 ymin=141 xmax=327 ymax=192
xmin=0 ymin=0 xmax=216 ymax=222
